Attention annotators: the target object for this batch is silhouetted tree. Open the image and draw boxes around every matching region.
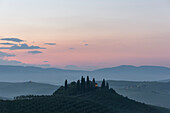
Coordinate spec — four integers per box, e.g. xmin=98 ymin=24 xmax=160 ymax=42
xmin=81 ymin=76 xmax=83 ymax=88
xmin=106 ymin=82 xmax=109 ymax=89
xmin=65 ymin=80 xmax=68 ymax=90
xmin=86 ymin=76 xmax=90 ymax=90
xmin=92 ymin=78 xmax=95 ymax=88
xmin=83 ymin=78 xmax=85 ymax=90
xmin=81 ymin=76 xmax=85 ymax=91
xmin=77 ymin=80 xmax=80 ymax=91
xmin=81 ymin=76 xmax=83 ymax=83
xmin=101 ymin=79 xmax=105 ymax=88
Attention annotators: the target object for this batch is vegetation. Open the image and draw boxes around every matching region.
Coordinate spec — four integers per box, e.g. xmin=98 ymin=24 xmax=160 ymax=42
xmin=0 ymin=76 xmax=170 ymax=113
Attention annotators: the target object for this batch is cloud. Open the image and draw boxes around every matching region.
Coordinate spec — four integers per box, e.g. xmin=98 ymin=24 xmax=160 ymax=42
xmin=43 ymin=61 xmax=48 ymax=63
xmin=28 ymin=51 xmax=43 ymax=54
xmin=0 ymin=51 xmax=16 ymax=57
xmin=0 ymin=59 xmax=22 ymax=65
xmin=0 ymin=58 xmax=51 ymax=67
xmin=0 ymin=44 xmax=46 ymax=50
xmin=0 ymin=38 xmax=24 ymax=42
xmin=69 ymin=48 xmax=75 ymax=50
xmin=44 ymin=43 xmax=56 ymax=45
xmin=84 ymin=44 xmax=89 ymax=46
xmin=21 ymin=63 xmax=51 ymax=68
xmin=0 ymin=43 xmax=17 ymax=45
xmin=0 ymin=59 xmax=51 ymax=68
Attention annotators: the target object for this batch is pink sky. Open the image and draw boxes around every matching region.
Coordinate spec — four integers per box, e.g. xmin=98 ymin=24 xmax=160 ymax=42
xmin=0 ymin=0 xmax=170 ymax=70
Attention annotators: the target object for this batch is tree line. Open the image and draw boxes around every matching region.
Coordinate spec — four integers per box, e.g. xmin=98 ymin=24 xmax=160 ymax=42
xmin=64 ymin=76 xmax=109 ymax=92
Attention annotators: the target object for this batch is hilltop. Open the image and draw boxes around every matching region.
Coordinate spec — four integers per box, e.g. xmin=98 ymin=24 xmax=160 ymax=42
xmin=1 ymin=80 xmax=170 ymax=109
xmin=0 ymin=76 xmax=170 ymax=113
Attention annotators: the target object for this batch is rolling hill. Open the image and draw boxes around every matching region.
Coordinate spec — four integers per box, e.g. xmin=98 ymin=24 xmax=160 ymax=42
xmin=0 ymin=96 xmax=9 ymax=100
xmin=0 ymin=80 xmax=170 ymax=109
xmin=0 ymin=82 xmax=58 ymax=99
xmin=100 ymin=80 xmax=170 ymax=109
xmin=0 ymin=77 xmax=170 ymax=113
xmin=160 ymin=79 xmax=170 ymax=82
xmin=0 ymin=65 xmax=170 ymax=84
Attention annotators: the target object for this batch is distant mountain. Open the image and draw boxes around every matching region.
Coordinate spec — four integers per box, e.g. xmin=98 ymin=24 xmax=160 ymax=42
xmin=0 ymin=82 xmax=58 ymax=99
xmin=159 ymin=79 xmax=170 ymax=82
xmin=0 ymin=65 xmax=88 ymax=84
xmin=1 ymin=78 xmax=170 ymax=113
xmin=0 ymin=65 xmax=170 ymax=84
xmin=94 ymin=65 xmax=170 ymax=81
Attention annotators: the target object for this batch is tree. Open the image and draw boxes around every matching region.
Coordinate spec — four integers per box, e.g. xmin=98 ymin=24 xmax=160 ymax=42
xmin=77 ymin=80 xmax=80 ymax=91
xmin=92 ymin=78 xmax=95 ymax=88
xmin=106 ymin=82 xmax=109 ymax=89
xmin=81 ymin=76 xmax=83 ymax=89
xmin=81 ymin=76 xmax=85 ymax=91
xmin=83 ymin=77 xmax=85 ymax=90
xmin=86 ymin=76 xmax=90 ymax=90
xmin=101 ymin=79 xmax=105 ymax=88
xmin=65 ymin=80 xmax=68 ymax=90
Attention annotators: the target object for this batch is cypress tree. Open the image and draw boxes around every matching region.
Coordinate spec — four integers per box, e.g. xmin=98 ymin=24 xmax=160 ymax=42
xmin=65 ymin=80 xmax=68 ymax=90
xmin=81 ymin=76 xmax=83 ymax=89
xmin=92 ymin=78 xmax=95 ymax=88
xmin=77 ymin=80 xmax=80 ymax=91
xmin=83 ymin=77 xmax=85 ymax=91
xmin=81 ymin=76 xmax=85 ymax=91
xmin=81 ymin=76 xmax=83 ymax=84
xmin=101 ymin=79 xmax=105 ymax=88
xmin=87 ymin=76 xmax=90 ymax=90
xmin=106 ymin=82 xmax=109 ymax=89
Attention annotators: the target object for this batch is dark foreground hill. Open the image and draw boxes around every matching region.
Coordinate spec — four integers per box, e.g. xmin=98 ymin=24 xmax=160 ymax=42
xmin=0 ymin=77 xmax=170 ymax=113
xmin=0 ymin=80 xmax=170 ymax=109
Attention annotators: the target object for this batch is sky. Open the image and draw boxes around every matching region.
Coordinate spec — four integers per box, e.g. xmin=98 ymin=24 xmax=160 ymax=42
xmin=0 ymin=0 xmax=170 ymax=70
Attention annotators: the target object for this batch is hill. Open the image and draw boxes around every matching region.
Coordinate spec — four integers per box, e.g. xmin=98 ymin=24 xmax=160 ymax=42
xmin=0 ymin=96 xmax=9 ymax=100
xmin=1 ymin=80 xmax=170 ymax=109
xmin=160 ymin=79 xmax=170 ymax=82
xmin=0 ymin=82 xmax=58 ymax=99
xmin=99 ymin=80 xmax=170 ymax=109
xmin=0 ymin=77 xmax=170 ymax=113
xmin=93 ymin=65 xmax=170 ymax=81
xmin=0 ymin=80 xmax=170 ymax=109
xmin=0 ymin=65 xmax=170 ymax=84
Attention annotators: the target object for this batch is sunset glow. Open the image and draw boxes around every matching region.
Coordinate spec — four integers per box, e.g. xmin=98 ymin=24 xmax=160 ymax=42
xmin=0 ymin=0 xmax=170 ymax=70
